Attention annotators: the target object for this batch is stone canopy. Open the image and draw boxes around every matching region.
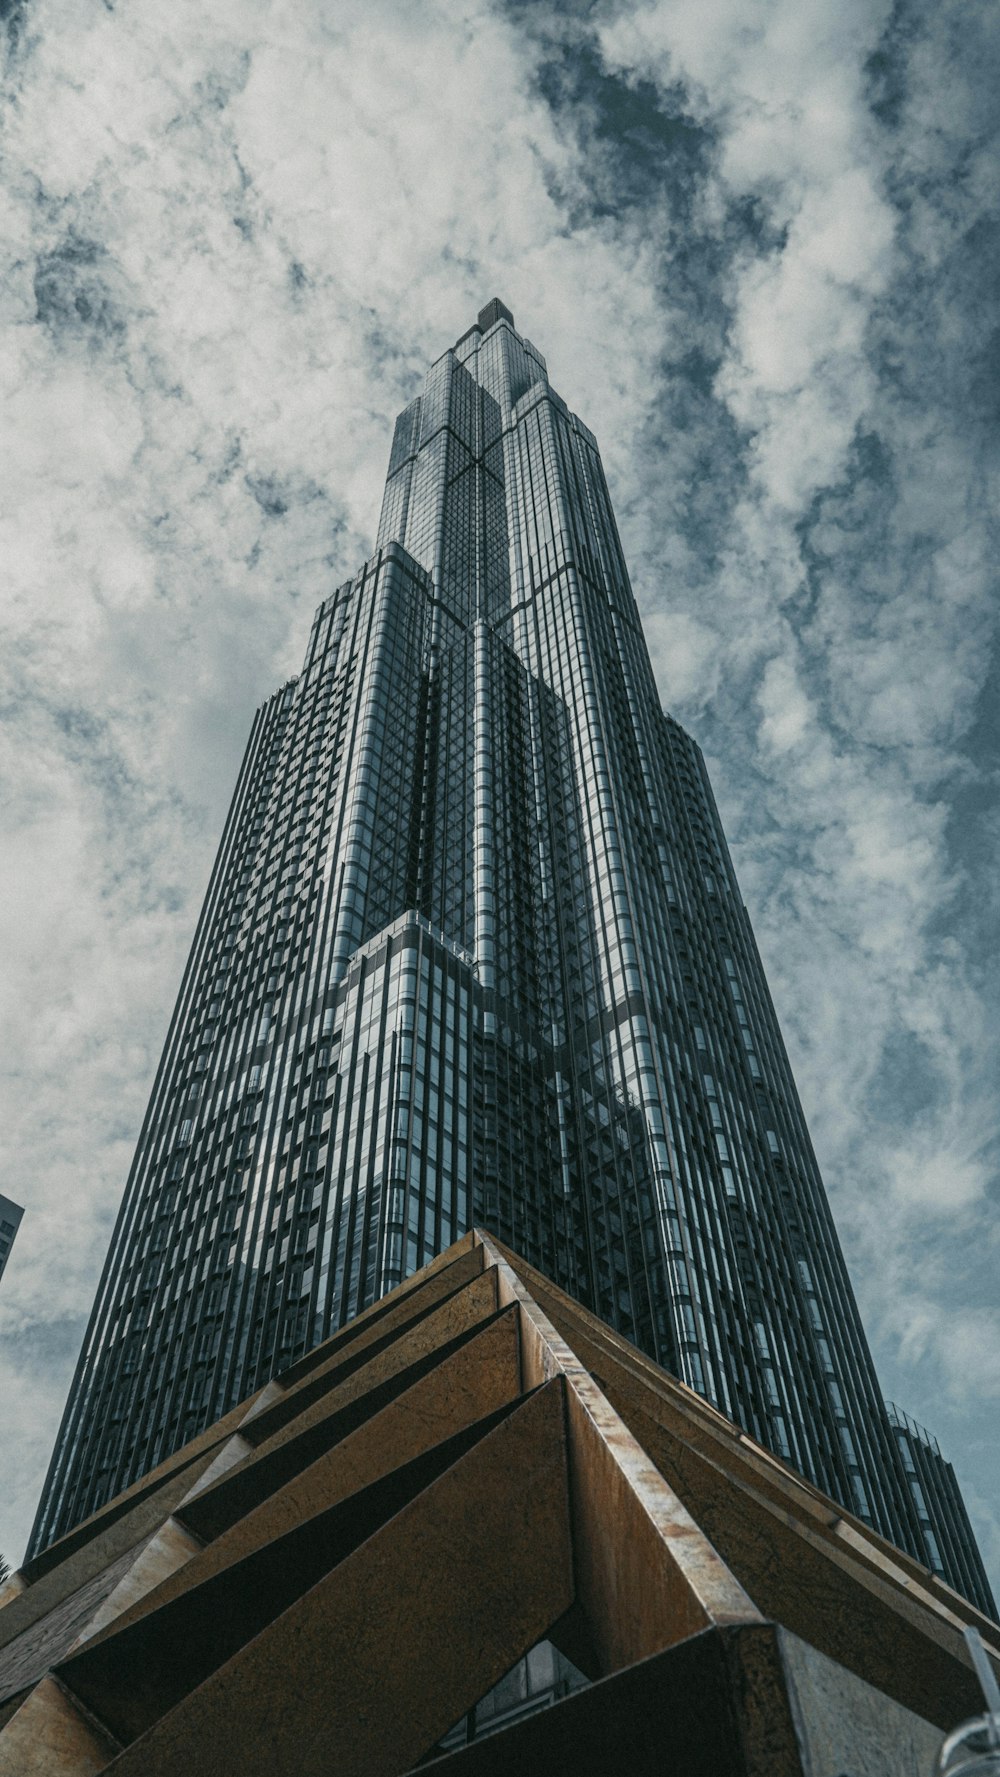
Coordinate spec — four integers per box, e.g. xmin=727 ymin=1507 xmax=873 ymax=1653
xmin=0 ymin=1231 xmax=996 ymax=1775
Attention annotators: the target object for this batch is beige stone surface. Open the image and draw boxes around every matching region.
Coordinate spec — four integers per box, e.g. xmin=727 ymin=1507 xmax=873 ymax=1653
xmin=69 ymin=1519 xmax=203 ymax=1648
xmin=0 ymin=1233 xmax=993 ymax=1775
xmin=0 ymin=1677 xmax=118 ymax=1776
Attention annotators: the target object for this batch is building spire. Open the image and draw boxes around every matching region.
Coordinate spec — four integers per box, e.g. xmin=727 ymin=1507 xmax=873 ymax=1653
xmin=477 ymin=296 xmax=515 ymax=332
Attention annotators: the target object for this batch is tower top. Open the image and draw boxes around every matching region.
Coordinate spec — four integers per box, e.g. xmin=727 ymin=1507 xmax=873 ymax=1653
xmin=477 ymin=296 xmax=515 ymax=334
xmin=455 ymin=297 xmax=516 ymax=352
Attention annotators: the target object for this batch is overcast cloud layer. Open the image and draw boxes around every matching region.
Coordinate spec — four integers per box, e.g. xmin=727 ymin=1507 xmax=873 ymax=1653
xmin=1 ymin=0 xmax=997 ymax=1594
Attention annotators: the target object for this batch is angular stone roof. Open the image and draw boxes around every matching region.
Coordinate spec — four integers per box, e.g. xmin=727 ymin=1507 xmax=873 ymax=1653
xmin=0 ymin=1231 xmax=996 ymax=1775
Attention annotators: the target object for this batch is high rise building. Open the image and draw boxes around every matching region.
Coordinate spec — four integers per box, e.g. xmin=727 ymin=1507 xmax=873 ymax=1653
xmin=0 ymin=1193 xmax=23 ymax=1287
xmin=886 ymin=1402 xmax=994 ymax=1617
xmin=28 ymin=300 xmax=994 ymax=1616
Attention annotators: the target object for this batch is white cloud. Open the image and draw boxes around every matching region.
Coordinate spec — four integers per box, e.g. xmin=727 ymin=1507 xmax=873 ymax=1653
xmin=0 ymin=0 xmax=666 ymax=1569
xmin=598 ymin=0 xmax=1000 ymax=1595
xmin=0 ymin=0 xmax=996 ymax=1604
xmin=757 ymin=653 xmax=812 ymax=753
xmin=600 ymin=0 xmax=897 ymax=517
xmin=643 ymin=610 xmax=722 ymax=711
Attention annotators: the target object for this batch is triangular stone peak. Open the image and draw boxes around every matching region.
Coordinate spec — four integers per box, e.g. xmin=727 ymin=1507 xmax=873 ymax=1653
xmin=0 ymin=1234 xmax=995 ymax=1775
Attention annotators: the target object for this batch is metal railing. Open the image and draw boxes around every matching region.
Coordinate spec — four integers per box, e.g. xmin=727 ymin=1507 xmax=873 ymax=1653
xmin=937 ymin=1628 xmax=1000 ymax=1775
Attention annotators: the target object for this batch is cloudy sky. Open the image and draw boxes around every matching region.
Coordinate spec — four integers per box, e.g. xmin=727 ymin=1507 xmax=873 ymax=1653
xmin=1 ymin=0 xmax=997 ymax=1595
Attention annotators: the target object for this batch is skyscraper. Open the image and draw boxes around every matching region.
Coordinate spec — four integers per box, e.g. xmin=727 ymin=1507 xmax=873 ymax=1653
xmin=0 ymin=1193 xmax=23 ymax=1288
xmin=28 ymin=300 xmax=994 ymax=1616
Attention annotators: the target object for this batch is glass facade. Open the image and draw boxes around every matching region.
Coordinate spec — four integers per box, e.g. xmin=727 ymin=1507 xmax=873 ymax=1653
xmin=0 ymin=1192 xmax=23 ymax=1287
xmin=424 ymin=1639 xmax=590 ymax=1760
xmin=886 ymin=1402 xmax=994 ymax=1613
xmin=28 ymin=302 xmax=994 ymax=1617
